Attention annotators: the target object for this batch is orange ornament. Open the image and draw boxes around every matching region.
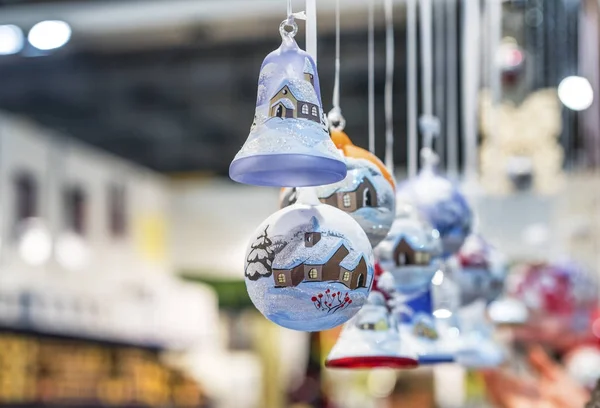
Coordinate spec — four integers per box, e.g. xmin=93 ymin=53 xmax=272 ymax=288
xmin=330 ymin=129 xmax=395 ymax=189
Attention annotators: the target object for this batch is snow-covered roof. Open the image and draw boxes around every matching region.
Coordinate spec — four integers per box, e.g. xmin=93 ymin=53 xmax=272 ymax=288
xmin=272 ymin=232 xmax=365 ymax=273
xmin=273 ymin=78 xmax=319 ymax=105
xmin=340 ymin=250 xmax=364 ymax=271
xmin=274 ymin=234 xmax=343 ymax=270
xmin=303 ymin=57 xmax=316 ymax=75
xmin=316 ymin=160 xmax=381 ymax=199
xmin=270 ymin=97 xmax=295 ymax=110
xmin=375 ymin=216 xmax=441 ymax=261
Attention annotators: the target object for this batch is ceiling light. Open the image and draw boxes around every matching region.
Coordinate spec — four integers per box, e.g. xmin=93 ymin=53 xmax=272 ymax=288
xmin=0 ymin=25 xmax=24 ymax=55
xmin=28 ymin=20 xmax=71 ymax=51
xmin=558 ymin=76 xmax=594 ymax=111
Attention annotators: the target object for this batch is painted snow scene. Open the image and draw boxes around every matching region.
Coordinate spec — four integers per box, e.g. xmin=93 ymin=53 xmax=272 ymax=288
xmin=245 ymin=202 xmax=374 ymax=332
xmin=396 ymin=168 xmax=472 ymax=258
xmin=232 ymin=37 xmax=342 ymax=167
xmin=374 ymin=204 xmax=442 ymax=292
xmin=326 ymin=291 xmax=418 ymax=369
xmin=281 ymin=158 xmax=395 ymax=247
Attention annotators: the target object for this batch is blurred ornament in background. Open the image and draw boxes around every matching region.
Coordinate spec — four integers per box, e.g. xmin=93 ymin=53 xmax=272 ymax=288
xmin=511 ymin=260 xmax=597 ymax=339
xmin=325 ymin=291 xmax=418 ymax=369
xmin=395 ymin=161 xmax=471 ymax=259
xmin=229 ymin=20 xmax=345 ymax=187
xmin=280 ymin=130 xmax=395 ymax=247
xmin=496 ymin=37 xmax=526 ymax=87
xmin=455 ymin=234 xmax=507 ymax=306
xmin=374 ymin=203 xmax=442 ymax=291
xmin=245 ymin=189 xmax=374 ymax=331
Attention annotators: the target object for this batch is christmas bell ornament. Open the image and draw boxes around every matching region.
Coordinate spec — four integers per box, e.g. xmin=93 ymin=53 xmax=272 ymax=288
xmin=229 ymin=19 xmax=346 ymax=187
xmin=280 ymin=130 xmax=396 ymax=247
xmin=396 ymin=149 xmax=472 ymax=258
xmin=245 ymin=188 xmax=374 ymax=331
xmin=325 ymin=291 xmax=419 ymax=369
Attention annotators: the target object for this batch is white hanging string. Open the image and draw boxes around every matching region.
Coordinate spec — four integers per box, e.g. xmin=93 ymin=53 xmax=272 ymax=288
xmin=328 ymin=0 xmax=346 ymax=131
xmin=407 ymin=0 xmax=418 ymax=178
xmin=305 ymin=0 xmax=317 ymax=63
xmin=419 ymin=0 xmax=436 ymax=153
xmin=332 ymin=0 xmax=341 ymax=111
xmin=462 ymin=0 xmax=481 ymax=181
xmin=368 ymin=0 xmax=376 ymax=154
xmin=287 ymin=0 xmax=292 ymax=18
xmin=384 ymin=0 xmax=394 ymax=172
xmin=445 ymin=0 xmax=459 ymax=177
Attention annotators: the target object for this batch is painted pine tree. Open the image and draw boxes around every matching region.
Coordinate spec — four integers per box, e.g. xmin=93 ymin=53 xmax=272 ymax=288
xmin=245 ymin=226 xmax=275 ymax=281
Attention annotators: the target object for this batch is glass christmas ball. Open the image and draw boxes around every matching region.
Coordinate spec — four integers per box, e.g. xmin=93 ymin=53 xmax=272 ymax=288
xmin=280 ymin=130 xmax=396 ymax=247
xmin=245 ymin=193 xmax=374 ymax=331
xmin=374 ymin=204 xmax=443 ymax=292
xmin=454 ymin=234 xmax=507 ymax=306
xmin=396 ymin=166 xmax=472 ymax=259
xmin=511 ymin=260 xmax=597 ymax=334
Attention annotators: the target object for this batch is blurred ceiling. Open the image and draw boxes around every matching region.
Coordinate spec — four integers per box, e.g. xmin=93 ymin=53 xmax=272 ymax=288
xmin=0 ymin=0 xmax=411 ymax=174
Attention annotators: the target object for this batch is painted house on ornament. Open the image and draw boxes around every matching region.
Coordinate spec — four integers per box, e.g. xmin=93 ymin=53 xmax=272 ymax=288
xmin=268 ymin=60 xmax=321 ymax=123
xmin=319 ymin=177 xmax=377 ymax=213
xmin=272 ymin=231 xmax=368 ymax=290
xmin=376 ymin=229 xmax=437 ymax=268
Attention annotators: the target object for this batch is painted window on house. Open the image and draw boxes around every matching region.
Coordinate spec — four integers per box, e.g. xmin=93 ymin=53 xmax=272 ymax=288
xmin=342 ymin=194 xmax=351 ymax=208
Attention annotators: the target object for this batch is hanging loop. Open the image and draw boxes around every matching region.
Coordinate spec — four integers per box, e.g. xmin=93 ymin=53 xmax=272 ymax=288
xmin=327 ymin=107 xmax=346 ymax=131
xmin=279 ymin=18 xmax=298 ymax=39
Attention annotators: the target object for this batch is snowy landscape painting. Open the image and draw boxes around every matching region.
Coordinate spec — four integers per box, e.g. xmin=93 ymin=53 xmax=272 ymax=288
xmin=233 ymin=36 xmax=342 ymax=165
xmin=245 ymin=203 xmax=375 ymax=332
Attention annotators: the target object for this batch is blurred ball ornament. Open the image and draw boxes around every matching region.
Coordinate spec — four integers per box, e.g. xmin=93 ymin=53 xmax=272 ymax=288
xmin=396 ymin=149 xmax=472 ymax=258
xmin=229 ymin=20 xmax=345 ymax=187
xmin=374 ymin=203 xmax=442 ymax=291
xmin=455 ymin=234 xmax=507 ymax=306
xmin=512 ymin=260 xmax=597 ymax=334
xmin=326 ymin=291 xmax=419 ymax=369
xmin=280 ymin=130 xmax=395 ymax=247
xmin=245 ymin=188 xmax=374 ymax=331
xmin=496 ymin=37 xmax=526 ymax=87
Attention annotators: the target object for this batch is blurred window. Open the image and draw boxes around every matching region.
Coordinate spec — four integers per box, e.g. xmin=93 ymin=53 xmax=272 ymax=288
xmin=13 ymin=171 xmax=38 ymax=228
xmin=108 ymin=184 xmax=127 ymax=237
xmin=302 ymin=104 xmax=309 ymax=115
xmin=64 ymin=186 xmax=87 ymax=235
xmin=277 ymin=274 xmax=286 ymax=284
xmin=311 ymin=106 xmax=317 ymax=116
